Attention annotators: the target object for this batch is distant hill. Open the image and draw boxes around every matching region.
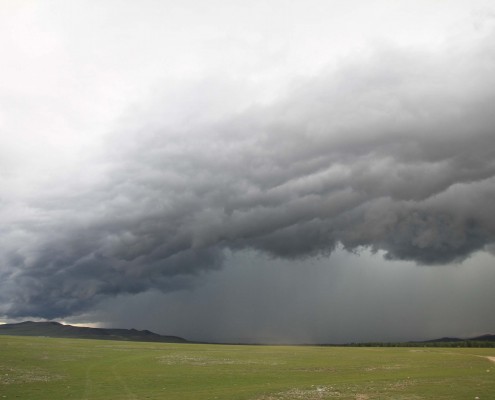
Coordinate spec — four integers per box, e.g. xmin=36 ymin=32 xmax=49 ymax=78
xmin=468 ymin=334 xmax=495 ymax=342
xmin=343 ymin=334 xmax=495 ymax=348
xmin=0 ymin=321 xmax=188 ymax=343
xmin=422 ymin=337 xmax=464 ymax=343
xmin=421 ymin=334 xmax=495 ymax=343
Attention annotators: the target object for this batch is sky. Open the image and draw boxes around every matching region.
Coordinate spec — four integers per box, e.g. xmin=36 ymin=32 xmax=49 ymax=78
xmin=1 ymin=0 xmax=495 ymax=344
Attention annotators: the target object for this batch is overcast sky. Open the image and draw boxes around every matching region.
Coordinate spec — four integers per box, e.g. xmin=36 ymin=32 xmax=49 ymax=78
xmin=1 ymin=0 xmax=495 ymax=343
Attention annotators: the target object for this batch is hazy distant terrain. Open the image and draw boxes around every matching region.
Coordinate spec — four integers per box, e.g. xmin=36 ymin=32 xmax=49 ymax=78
xmin=1 ymin=321 xmax=494 ymax=347
xmin=0 ymin=321 xmax=187 ymax=343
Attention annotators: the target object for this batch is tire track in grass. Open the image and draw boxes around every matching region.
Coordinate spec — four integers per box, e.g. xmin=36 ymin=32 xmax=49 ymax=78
xmin=111 ymin=360 xmax=138 ymax=400
xmin=424 ymin=350 xmax=495 ymax=365
xmin=81 ymin=363 xmax=94 ymax=400
xmin=82 ymin=355 xmax=137 ymax=400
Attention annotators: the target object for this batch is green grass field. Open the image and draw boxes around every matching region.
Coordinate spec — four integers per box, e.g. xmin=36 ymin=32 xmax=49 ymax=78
xmin=1 ymin=335 xmax=494 ymax=399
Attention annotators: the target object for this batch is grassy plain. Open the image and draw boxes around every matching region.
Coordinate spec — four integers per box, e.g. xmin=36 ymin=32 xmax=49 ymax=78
xmin=1 ymin=335 xmax=494 ymax=399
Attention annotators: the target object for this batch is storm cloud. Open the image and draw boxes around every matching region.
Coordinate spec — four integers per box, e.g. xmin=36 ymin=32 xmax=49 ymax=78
xmin=1 ymin=18 xmax=495 ymax=322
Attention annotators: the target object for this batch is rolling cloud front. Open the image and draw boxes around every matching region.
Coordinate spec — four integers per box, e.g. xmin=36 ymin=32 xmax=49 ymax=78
xmin=1 ymin=1 xmax=495 ymax=342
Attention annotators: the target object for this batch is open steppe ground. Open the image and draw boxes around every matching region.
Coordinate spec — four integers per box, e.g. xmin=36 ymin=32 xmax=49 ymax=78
xmin=1 ymin=335 xmax=494 ymax=399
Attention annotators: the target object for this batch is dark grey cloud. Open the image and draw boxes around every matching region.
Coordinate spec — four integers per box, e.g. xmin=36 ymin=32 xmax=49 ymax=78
xmin=1 ymin=27 xmax=495 ymax=320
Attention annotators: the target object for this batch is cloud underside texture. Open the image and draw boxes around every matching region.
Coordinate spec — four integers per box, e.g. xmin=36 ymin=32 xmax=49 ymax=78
xmin=2 ymin=30 xmax=495 ymax=318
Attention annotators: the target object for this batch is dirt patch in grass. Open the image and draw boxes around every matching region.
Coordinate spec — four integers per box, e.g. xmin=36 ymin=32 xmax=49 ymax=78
xmin=253 ymin=379 xmax=422 ymax=400
xmin=0 ymin=365 xmax=64 ymax=384
xmin=157 ymin=354 xmax=281 ymax=366
xmin=254 ymin=386 xmax=341 ymax=399
xmin=290 ymin=367 xmax=337 ymax=373
xmin=363 ymin=364 xmax=406 ymax=372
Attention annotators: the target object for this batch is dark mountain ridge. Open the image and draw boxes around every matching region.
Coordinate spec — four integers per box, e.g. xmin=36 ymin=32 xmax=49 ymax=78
xmin=339 ymin=334 xmax=495 ymax=348
xmin=422 ymin=334 xmax=495 ymax=343
xmin=0 ymin=321 xmax=188 ymax=343
xmin=1 ymin=321 xmax=494 ymax=346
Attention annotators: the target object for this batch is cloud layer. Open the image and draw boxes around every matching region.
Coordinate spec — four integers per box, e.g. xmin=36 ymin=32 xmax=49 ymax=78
xmin=1 ymin=26 xmax=495 ymax=319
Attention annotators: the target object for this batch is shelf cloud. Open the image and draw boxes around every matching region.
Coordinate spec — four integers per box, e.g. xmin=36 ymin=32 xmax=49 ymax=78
xmin=1 ymin=22 xmax=495 ymax=320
